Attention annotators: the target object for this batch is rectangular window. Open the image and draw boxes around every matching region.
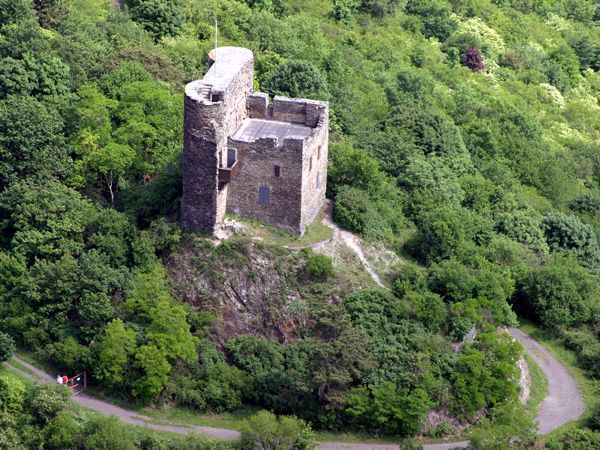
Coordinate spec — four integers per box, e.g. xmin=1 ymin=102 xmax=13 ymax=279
xmin=317 ymin=146 xmax=321 ymax=160
xmin=258 ymin=186 xmax=270 ymax=205
xmin=309 ymin=156 xmax=312 ymax=172
xmin=274 ymin=165 xmax=281 ymax=177
xmin=316 ymin=172 xmax=321 ymax=188
xmin=227 ymin=148 xmax=237 ymax=168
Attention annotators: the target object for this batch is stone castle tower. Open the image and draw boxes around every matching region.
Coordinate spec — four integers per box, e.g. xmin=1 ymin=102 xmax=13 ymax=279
xmin=181 ymin=47 xmax=329 ymax=235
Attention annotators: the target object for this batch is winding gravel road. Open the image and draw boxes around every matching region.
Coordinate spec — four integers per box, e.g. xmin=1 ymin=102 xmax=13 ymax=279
xmin=5 ymin=327 xmax=584 ymax=449
xmin=508 ymin=327 xmax=585 ymax=434
xmin=5 ymin=356 xmax=240 ymax=441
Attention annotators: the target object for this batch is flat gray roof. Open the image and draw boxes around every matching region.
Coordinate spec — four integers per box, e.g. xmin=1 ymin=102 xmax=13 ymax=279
xmin=203 ymin=47 xmax=253 ymax=91
xmin=231 ymin=119 xmax=312 ymax=146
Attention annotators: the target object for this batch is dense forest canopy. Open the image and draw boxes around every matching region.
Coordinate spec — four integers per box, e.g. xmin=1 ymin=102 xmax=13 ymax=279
xmin=1 ymin=0 xmax=600 ymax=448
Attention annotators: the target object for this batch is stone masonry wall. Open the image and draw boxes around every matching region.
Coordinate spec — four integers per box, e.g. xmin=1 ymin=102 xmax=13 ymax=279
xmin=181 ymin=48 xmax=253 ymax=233
xmin=226 ymin=136 xmax=304 ymax=233
xmin=300 ymin=107 xmax=329 ymax=232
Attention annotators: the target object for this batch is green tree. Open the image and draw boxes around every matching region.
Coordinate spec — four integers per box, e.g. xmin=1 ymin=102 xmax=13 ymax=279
xmin=518 ymin=255 xmax=598 ymax=331
xmin=33 ymin=0 xmax=68 ymax=29
xmin=0 ymin=96 xmax=70 ymax=189
xmin=0 ymin=332 xmax=15 ymax=362
xmin=346 ymin=382 xmax=431 ymax=436
xmin=128 ymin=0 xmax=185 ymax=41
xmin=405 ymin=0 xmax=458 ymax=41
xmin=88 ymin=142 xmax=135 ymax=206
xmin=43 ymin=411 xmax=82 ymax=450
xmin=240 ymin=410 xmax=316 ymax=450
xmin=125 ymin=265 xmax=197 ymax=400
xmin=0 ymin=0 xmax=35 ymax=25
xmin=263 ymin=60 xmax=328 ymax=99
xmin=450 ymin=332 xmax=520 ymax=418
xmin=0 ymin=179 xmax=93 ymax=260
xmin=542 ymin=211 xmax=600 ymax=269
xmin=92 ymin=319 xmax=136 ymax=388
xmin=132 ymin=344 xmax=171 ymax=401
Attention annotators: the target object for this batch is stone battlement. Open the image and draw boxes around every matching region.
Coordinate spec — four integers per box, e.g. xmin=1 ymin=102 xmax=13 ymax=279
xmin=181 ymin=46 xmax=329 ymax=235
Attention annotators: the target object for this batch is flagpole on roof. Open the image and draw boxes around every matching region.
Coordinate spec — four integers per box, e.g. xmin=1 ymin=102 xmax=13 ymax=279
xmin=214 ymin=14 xmax=218 ymax=85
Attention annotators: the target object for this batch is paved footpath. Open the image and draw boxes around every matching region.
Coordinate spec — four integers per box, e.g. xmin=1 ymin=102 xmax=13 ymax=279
xmin=5 ymin=327 xmax=584 ymax=449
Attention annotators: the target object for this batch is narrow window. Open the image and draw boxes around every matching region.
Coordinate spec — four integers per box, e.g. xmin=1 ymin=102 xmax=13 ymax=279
xmin=227 ymin=148 xmax=237 ymax=168
xmin=309 ymin=156 xmax=312 ymax=172
xmin=258 ymin=186 xmax=270 ymax=205
xmin=317 ymin=146 xmax=321 ymax=160
xmin=274 ymin=165 xmax=281 ymax=177
xmin=316 ymin=172 xmax=321 ymax=188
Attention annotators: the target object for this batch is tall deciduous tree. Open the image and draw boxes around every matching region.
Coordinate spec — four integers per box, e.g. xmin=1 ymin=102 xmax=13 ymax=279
xmin=0 ymin=96 xmax=70 ymax=189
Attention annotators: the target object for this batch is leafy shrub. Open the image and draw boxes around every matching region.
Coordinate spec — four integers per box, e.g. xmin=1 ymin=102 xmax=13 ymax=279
xmin=563 ymin=330 xmax=600 ymax=377
xmin=517 ymin=255 xmax=598 ymax=331
xmin=450 ymin=333 xmax=520 ymax=418
xmin=569 ymin=191 xmax=600 ymax=214
xmin=589 ymin=403 xmax=600 ymax=431
xmin=0 ymin=375 xmax=25 ymax=414
xmin=404 ymin=0 xmax=458 ymax=41
xmin=128 ymin=0 xmax=185 ymax=41
xmin=542 ymin=211 xmax=600 ymax=258
xmin=359 ymin=0 xmax=401 ymax=17
xmin=461 ymin=48 xmax=485 ymax=72
xmin=546 ymin=428 xmax=600 ymax=450
xmin=240 ymin=410 xmax=316 ymax=450
xmin=263 ymin=60 xmax=328 ymax=99
xmin=82 ymin=416 xmax=136 ymax=450
xmin=305 ymin=253 xmax=334 ymax=279
xmin=428 ymin=259 xmax=477 ymax=303
xmin=334 ymin=186 xmax=388 ymax=239
xmin=346 ymin=382 xmax=431 ymax=436
xmin=0 ymin=332 xmax=15 ymax=362
xmin=425 ymin=420 xmax=453 ymax=438
xmin=43 ymin=411 xmax=82 ymax=450
xmin=28 ymin=384 xmax=71 ymax=424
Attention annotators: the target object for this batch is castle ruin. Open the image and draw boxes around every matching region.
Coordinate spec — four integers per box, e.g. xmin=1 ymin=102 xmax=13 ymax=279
xmin=181 ymin=46 xmax=329 ymax=235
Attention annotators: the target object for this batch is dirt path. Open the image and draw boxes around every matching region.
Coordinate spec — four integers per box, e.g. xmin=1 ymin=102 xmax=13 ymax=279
xmin=6 ymin=356 xmax=240 ymax=441
xmin=508 ymin=328 xmax=585 ymax=434
xmin=319 ymin=201 xmax=385 ymax=288
xmin=4 ymin=328 xmax=583 ymax=448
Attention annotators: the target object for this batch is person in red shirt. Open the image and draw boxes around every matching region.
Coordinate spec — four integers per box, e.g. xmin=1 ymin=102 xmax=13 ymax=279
xmin=62 ymin=375 xmax=68 ymax=385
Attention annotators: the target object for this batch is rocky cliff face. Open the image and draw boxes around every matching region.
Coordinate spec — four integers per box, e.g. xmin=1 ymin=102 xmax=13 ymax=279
xmin=166 ymin=236 xmax=314 ymax=346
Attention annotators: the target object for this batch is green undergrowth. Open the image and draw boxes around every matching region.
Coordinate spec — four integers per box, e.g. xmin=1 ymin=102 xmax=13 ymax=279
xmin=2 ymin=362 xmax=230 ymax=448
xmin=524 ymin=352 xmax=548 ymax=418
xmin=0 ymin=363 xmax=36 ymax=388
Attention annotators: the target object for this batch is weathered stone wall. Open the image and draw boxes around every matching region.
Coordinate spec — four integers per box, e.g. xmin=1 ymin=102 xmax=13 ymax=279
xmin=300 ymin=105 xmax=329 ymax=232
xmin=180 ymin=97 xmax=220 ymax=232
xmin=247 ymin=92 xmax=268 ymax=119
xmin=272 ymin=96 xmax=325 ymax=127
xmin=226 ymin=136 xmax=304 ymax=233
xmin=181 ymin=47 xmax=253 ymax=233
